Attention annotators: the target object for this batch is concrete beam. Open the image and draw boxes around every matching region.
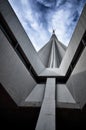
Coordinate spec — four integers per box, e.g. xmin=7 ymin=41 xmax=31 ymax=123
xmin=35 ymin=78 xmax=56 ymax=130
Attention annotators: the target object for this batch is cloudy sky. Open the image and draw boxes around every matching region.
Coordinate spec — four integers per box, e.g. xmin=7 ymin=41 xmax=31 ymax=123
xmin=8 ymin=0 xmax=86 ymax=51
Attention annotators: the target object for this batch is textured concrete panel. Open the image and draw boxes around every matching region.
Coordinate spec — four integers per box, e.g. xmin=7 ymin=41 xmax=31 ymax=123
xmin=56 ymin=84 xmax=80 ymax=109
xmin=57 ymin=84 xmax=76 ymax=103
xmin=22 ymin=84 xmax=45 ymax=106
xmin=0 ymin=0 xmax=45 ymax=75
xmin=54 ymin=35 xmax=66 ymax=60
xmin=67 ymin=48 xmax=86 ymax=108
xmin=0 ymin=29 xmax=36 ymax=105
xmin=25 ymin=84 xmax=45 ymax=102
xmin=38 ymin=41 xmax=52 ymax=67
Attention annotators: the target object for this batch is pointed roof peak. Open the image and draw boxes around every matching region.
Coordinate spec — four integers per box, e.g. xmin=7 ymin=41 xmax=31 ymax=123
xmin=52 ymin=29 xmax=55 ymax=34
xmin=51 ymin=29 xmax=57 ymax=39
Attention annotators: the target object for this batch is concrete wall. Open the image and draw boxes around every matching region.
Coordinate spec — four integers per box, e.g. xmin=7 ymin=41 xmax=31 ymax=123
xmin=38 ymin=41 xmax=52 ymax=67
xmin=60 ymin=4 xmax=86 ymax=75
xmin=20 ymin=84 xmax=45 ymax=107
xmin=0 ymin=29 xmax=36 ymax=105
xmin=56 ymin=84 xmax=76 ymax=103
xmin=64 ymin=5 xmax=86 ymax=109
xmin=66 ymin=48 xmax=86 ymax=108
xmin=56 ymin=84 xmax=80 ymax=109
xmin=54 ymin=35 xmax=66 ymax=60
xmin=0 ymin=0 xmax=45 ymax=75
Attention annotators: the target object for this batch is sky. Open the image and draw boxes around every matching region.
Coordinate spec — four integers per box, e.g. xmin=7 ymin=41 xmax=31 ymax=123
xmin=8 ymin=0 xmax=86 ymax=51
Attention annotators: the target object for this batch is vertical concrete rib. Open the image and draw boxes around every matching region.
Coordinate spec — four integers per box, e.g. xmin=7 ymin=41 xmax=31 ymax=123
xmin=48 ymin=41 xmax=54 ymax=68
xmin=53 ymin=41 xmax=56 ymax=68
xmin=48 ymin=36 xmax=62 ymax=68
xmin=35 ymin=78 xmax=56 ymax=130
xmin=48 ymin=39 xmax=57 ymax=68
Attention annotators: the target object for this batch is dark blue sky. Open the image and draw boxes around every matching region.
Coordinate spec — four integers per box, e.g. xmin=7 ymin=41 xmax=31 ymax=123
xmin=8 ymin=0 xmax=86 ymax=51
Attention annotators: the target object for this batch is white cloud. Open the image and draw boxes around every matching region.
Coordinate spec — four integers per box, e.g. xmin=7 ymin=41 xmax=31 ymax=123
xmin=8 ymin=0 xmax=86 ymax=51
xmin=21 ymin=0 xmax=28 ymax=5
xmin=50 ymin=8 xmax=71 ymax=45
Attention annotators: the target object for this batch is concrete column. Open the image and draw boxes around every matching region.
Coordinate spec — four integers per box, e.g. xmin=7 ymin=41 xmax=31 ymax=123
xmin=35 ymin=78 xmax=56 ymax=130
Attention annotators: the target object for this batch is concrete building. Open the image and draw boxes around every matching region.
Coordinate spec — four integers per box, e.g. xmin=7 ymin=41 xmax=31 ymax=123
xmin=0 ymin=0 xmax=86 ymax=129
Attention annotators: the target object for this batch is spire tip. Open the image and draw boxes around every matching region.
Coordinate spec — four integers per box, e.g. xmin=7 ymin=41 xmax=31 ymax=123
xmin=53 ymin=29 xmax=55 ymax=34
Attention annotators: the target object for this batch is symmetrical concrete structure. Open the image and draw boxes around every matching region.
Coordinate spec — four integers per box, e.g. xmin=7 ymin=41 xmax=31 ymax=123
xmin=0 ymin=0 xmax=86 ymax=130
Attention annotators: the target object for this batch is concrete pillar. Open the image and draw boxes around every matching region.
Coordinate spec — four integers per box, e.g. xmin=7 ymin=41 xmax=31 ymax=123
xmin=35 ymin=78 xmax=56 ymax=130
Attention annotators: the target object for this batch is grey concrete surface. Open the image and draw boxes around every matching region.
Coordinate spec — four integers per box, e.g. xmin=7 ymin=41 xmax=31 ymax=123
xmin=35 ymin=78 xmax=56 ymax=130
xmin=0 ymin=29 xmax=36 ymax=105
xmin=25 ymin=84 xmax=45 ymax=102
xmin=57 ymin=84 xmax=76 ymax=103
xmin=57 ymin=102 xmax=80 ymax=109
xmin=52 ymin=34 xmax=66 ymax=60
xmin=22 ymin=84 xmax=45 ymax=107
xmin=39 ymin=68 xmax=63 ymax=76
xmin=66 ymin=48 xmax=86 ymax=109
xmin=48 ymin=36 xmax=61 ymax=68
xmin=39 ymin=34 xmax=66 ymax=68
xmin=38 ymin=40 xmax=52 ymax=67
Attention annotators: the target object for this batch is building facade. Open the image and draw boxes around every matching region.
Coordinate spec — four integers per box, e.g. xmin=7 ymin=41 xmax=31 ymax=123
xmin=0 ymin=0 xmax=86 ymax=129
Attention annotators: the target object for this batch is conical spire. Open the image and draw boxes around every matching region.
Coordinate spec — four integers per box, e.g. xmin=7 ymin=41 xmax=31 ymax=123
xmin=38 ymin=32 xmax=66 ymax=68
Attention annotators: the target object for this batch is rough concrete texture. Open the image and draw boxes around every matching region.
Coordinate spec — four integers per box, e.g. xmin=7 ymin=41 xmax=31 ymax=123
xmin=66 ymin=48 xmax=86 ymax=109
xmin=57 ymin=84 xmax=76 ymax=103
xmin=35 ymin=78 xmax=55 ymax=130
xmin=0 ymin=29 xmax=36 ymax=105
xmin=38 ymin=40 xmax=52 ymax=67
xmin=20 ymin=84 xmax=45 ymax=107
